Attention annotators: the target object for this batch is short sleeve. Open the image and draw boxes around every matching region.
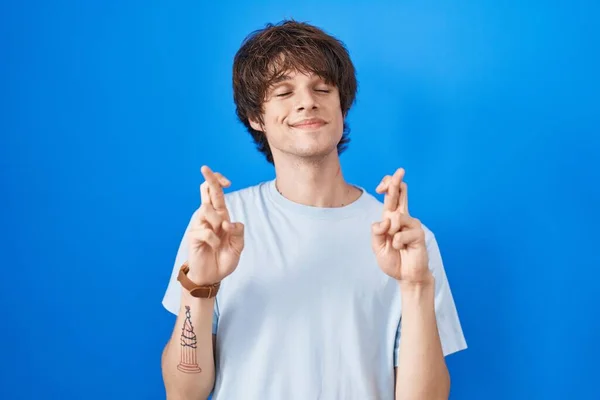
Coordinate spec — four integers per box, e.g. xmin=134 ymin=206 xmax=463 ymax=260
xmin=161 ymin=210 xmax=220 ymax=334
xmin=393 ymin=230 xmax=467 ymax=366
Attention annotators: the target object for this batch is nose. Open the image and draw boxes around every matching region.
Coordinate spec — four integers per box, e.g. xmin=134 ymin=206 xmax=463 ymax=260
xmin=295 ymin=88 xmax=318 ymax=112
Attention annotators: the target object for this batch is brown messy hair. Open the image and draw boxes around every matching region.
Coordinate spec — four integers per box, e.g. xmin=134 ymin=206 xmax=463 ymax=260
xmin=232 ymin=19 xmax=358 ymax=164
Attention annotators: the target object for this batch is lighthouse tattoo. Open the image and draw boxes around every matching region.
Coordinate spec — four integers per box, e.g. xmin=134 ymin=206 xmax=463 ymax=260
xmin=178 ymin=306 xmax=202 ymax=373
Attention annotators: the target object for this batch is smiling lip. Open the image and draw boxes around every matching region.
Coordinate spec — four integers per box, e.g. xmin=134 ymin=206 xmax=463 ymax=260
xmin=290 ymin=118 xmax=327 ymax=129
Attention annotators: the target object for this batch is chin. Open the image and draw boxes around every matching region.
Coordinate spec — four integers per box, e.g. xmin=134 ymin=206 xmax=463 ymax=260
xmin=291 ymin=143 xmax=339 ymax=160
xmin=278 ymin=128 xmax=342 ymax=159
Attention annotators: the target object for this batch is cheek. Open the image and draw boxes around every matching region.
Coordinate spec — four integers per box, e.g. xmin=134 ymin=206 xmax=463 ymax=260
xmin=274 ymin=113 xmax=286 ymax=126
xmin=261 ymin=103 xmax=278 ymax=123
xmin=262 ymin=110 xmax=287 ymax=137
xmin=271 ymin=104 xmax=290 ymax=127
xmin=332 ymin=109 xmax=344 ymax=126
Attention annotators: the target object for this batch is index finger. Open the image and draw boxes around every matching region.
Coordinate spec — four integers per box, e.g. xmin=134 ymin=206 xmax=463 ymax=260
xmin=200 ymin=181 xmax=210 ymax=205
xmin=399 ymin=182 xmax=408 ymax=215
xmin=201 ymin=165 xmax=228 ymax=213
xmin=383 ymin=168 xmax=405 ymax=211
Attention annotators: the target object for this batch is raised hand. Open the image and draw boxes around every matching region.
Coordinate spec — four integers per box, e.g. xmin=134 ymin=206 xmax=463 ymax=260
xmin=371 ymin=168 xmax=432 ymax=285
xmin=187 ymin=165 xmax=245 ymax=285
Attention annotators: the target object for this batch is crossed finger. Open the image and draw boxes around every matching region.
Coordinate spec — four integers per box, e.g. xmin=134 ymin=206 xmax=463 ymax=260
xmin=200 ymin=172 xmax=230 ymax=204
xmin=388 ymin=212 xmax=419 ymax=235
xmin=377 ymin=168 xmax=408 ymax=214
xmin=198 ymin=201 xmax=223 ymax=232
xmin=201 ymin=165 xmax=231 ymax=220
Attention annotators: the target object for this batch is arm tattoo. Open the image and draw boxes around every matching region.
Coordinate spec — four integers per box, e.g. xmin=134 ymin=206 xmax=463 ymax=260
xmin=177 ymin=305 xmax=202 ymax=373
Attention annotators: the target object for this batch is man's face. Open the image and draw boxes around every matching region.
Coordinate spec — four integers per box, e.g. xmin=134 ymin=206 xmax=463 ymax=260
xmin=249 ymin=70 xmax=344 ymax=162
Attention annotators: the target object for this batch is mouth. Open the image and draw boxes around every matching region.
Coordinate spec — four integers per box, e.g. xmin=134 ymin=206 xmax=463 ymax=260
xmin=289 ymin=118 xmax=327 ymax=130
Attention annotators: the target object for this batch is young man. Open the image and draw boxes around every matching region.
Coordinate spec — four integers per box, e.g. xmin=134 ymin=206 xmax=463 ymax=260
xmin=161 ymin=20 xmax=467 ymax=400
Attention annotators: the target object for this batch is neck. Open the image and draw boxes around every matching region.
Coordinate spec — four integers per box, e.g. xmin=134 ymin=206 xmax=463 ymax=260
xmin=272 ymin=150 xmax=362 ymax=208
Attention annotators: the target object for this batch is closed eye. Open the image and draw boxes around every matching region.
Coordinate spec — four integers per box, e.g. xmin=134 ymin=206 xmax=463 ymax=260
xmin=275 ymin=89 xmax=330 ymax=97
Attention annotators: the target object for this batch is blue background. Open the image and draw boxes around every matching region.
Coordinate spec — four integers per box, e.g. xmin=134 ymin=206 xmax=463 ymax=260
xmin=1 ymin=1 xmax=598 ymax=399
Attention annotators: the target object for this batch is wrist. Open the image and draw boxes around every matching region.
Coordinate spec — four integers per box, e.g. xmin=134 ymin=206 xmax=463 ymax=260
xmin=186 ymin=272 xmax=204 ymax=284
xmin=177 ymin=262 xmax=221 ymax=298
xmin=185 ymin=265 xmax=220 ymax=286
xmin=398 ymin=273 xmax=435 ymax=297
xmin=181 ymin=290 xmax=216 ymax=305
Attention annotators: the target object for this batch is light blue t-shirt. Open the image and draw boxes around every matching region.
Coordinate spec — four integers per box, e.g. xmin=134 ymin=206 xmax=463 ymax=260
xmin=162 ymin=179 xmax=467 ymax=399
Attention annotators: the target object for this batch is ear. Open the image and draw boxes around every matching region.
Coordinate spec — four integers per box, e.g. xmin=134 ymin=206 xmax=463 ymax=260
xmin=248 ymin=117 xmax=263 ymax=132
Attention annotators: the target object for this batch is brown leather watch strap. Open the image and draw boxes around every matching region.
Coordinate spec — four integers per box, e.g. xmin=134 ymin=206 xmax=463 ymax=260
xmin=177 ymin=262 xmax=220 ymax=299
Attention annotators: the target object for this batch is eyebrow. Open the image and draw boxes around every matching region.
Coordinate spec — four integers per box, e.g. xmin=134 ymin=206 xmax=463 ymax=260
xmin=270 ymin=74 xmax=292 ymax=85
xmin=269 ymin=74 xmax=329 ymax=89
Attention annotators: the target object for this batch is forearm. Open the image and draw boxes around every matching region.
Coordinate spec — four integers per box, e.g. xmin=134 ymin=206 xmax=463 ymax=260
xmin=395 ymin=278 xmax=450 ymax=400
xmin=162 ymin=293 xmax=216 ymax=400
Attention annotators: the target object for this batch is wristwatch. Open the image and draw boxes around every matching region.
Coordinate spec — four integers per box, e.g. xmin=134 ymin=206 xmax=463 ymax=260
xmin=177 ymin=262 xmax=221 ymax=298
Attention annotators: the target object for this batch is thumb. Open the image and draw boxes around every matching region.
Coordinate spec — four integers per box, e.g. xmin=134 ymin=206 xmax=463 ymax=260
xmin=371 ymin=219 xmax=390 ymax=251
xmin=223 ymin=221 xmax=245 ymax=251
